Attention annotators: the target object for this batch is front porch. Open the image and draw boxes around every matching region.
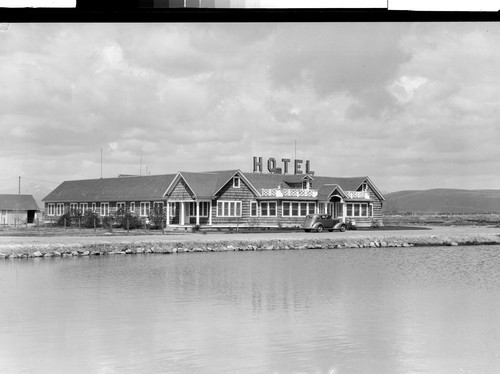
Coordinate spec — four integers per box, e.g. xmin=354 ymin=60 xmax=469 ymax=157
xmin=167 ymin=200 xmax=212 ymax=226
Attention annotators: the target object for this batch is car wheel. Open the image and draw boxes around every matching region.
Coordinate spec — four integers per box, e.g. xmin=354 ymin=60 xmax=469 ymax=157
xmin=304 ymin=229 xmax=311 ymax=233
xmin=339 ymin=224 xmax=346 ymax=232
xmin=316 ymin=225 xmax=324 ymax=233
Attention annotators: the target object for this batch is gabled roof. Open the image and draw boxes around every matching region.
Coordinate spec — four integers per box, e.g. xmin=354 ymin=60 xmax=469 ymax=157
xmin=0 ymin=194 xmax=40 ymax=211
xmin=178 ymin=171 xmax=220 ymax=199
xmin=317 ymin=184 xmax=346 ymax=200
xmin=43 ymin=174 xmax=176 ymax=202
xmin=283 ymin=174 xmax=314 ymax=184
xmin=240 ymin=172 xmax=289 ymax=191
xmin=43 ymin=170 xmax=384 ymax=203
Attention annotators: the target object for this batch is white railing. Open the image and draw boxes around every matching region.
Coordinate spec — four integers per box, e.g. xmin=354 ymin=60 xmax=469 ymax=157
xmin=261 ymin=188 xmax=318 ymax=198
xmin=344 ymin=191 xmax=370 ymax=199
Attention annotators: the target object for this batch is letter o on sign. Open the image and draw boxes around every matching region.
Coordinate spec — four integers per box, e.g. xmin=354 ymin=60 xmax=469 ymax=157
xmin=267 ymin=158 xmax=276 ymax=173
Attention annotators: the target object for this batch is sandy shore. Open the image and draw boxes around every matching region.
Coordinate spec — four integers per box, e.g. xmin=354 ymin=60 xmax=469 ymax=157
xmin=1 ymin=226 xmax=499 ymax=258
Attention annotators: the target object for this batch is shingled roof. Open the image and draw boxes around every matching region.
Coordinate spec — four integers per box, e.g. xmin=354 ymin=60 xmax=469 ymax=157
xmin=43 ymin=174 xmax=176 ymax=202
xmin=0 ymin=194 xmax=40 ymax=211
xmin=43 ymin=171 xmax=384 ymax=202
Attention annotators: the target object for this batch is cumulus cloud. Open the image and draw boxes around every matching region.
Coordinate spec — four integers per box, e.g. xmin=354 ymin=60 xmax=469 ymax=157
xmin=1 ymin=23 xmax=500 ymax=193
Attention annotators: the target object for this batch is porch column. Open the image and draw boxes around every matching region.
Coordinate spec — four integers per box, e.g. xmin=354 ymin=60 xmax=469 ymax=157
xmin=166 ymin=202 xmax=170 ymax=226
xmin=342 ymin=203 xmax=347 ymax=223
xmin=196 ymin=201 xmax=200 ymax=225
xmin=209 ymin=201 xmax=213 ymax=225
xmin=180 ymin=202 xmax=185 ymax=225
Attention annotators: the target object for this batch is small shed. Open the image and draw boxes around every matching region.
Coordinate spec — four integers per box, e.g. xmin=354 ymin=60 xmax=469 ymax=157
xmin=0 ymin=194 xmax=40 ymax=225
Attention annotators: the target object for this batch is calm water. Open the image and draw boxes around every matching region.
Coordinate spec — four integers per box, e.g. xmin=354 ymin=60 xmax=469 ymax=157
xmin=1 ymin=246 xmax=500 ymax=374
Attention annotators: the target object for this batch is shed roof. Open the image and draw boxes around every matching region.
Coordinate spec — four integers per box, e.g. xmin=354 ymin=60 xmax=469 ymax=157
xmin=0 ymin=194 xmax=40 ymax=211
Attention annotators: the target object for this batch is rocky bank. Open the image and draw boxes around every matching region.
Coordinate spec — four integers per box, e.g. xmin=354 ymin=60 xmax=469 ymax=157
xmin=1 ymin=231 xmax=500 ymax=259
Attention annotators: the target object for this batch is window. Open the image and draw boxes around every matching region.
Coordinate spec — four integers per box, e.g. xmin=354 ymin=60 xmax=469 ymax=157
xmin=300 ymin=203 xmax=307 ymax=216
xmin=57 ymin=203 xmax=64 ymax=216
xmin=153 ymin=202 xmax=164 ymax=214
xmin=189 ymin=202 xmax=209 ymax=216
xmin=346 ymin=203 xmax=371 ymax=217
xmin=48 ymin=204 xmax=55 ymax=216
xmin=282 ymin=202 xmax=316 ymax=217
xmin=308 ymin=202 xmax=315 ymax=215
xmin=217 ymin=201 xmax=242 ymax=217
xmin=233 ymin=176 xmax=240 ymax=188
xmin=283 ymin=202 xmax=290 ymax=216
xmin=140 ymin=202 xmax=150 ymax=217
xmin=130 ymin=202 xmax=135 ymax=213
xmin=250 ymin=201 xmax=258 ymax=217
xmin=92 ymin=203 xmax=97 ymax=212
xmin=79 ymin=203 xmax=88 ymax=212
xmin=70 ymin=203 xmax=78 ymax=211
xmin=101 ymin=203 xmax=109 ymax=216
xmin=116 ymin=202 xmax=125 ymax=212
xmin=260 ymin=202 xmax=277 ymax=217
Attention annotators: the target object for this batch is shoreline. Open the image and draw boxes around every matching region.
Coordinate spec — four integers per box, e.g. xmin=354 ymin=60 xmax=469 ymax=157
xmin=1 ymin=226 xmax=500 ymax=259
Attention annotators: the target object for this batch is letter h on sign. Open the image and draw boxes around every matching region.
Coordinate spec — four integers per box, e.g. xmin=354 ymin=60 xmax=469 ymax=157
xmin=253 ymin=156 xmax=263 ymax=173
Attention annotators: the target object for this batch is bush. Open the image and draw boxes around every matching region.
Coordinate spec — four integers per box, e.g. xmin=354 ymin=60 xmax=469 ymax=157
xmin=57 ymin=211 xmax=72 ymax=227
xmin=81 ymin=210 xmax=101 ymax=228
xmin=102 ymin=215 xmax=115 ymax=229
xmin=148 ymin=206 xmax=165 ymax=230
xmin=120 ymin=212 xmax=143 ymax=230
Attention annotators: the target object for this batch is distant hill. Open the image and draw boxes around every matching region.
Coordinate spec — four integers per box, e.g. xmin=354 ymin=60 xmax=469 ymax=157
xmin=383 ymin=189 xmax=500 ymax=214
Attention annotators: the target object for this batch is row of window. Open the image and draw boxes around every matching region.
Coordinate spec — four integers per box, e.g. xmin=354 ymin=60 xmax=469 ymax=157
xmin=346 ymin=203 xmax=373 ymax=217
xmin=47 ymin=202 xmax=163 ymax=217
xmin=47 ymin=201 xmax=374 ymax=218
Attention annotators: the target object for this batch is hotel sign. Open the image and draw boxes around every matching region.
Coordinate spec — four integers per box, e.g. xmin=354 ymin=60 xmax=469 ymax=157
xmin=253 ymin=156 xmax=314 ymax=175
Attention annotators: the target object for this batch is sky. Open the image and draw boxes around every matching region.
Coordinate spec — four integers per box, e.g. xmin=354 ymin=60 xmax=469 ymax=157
xmin=1 ymin=22 xmax=500 ymax=194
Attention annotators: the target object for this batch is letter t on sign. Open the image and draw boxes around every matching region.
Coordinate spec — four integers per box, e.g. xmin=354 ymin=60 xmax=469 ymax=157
xmin=253 ymin=156 xmax=263 ymax=173
xmin=281 ymin=158 xmax=290 ymax=174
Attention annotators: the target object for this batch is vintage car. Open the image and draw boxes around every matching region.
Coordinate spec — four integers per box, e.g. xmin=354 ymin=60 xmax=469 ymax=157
xmin=302 ymin=214 xmax=347 ymax=233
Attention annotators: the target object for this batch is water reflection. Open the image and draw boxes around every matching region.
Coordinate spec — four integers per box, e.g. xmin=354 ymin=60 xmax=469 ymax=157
xmin=1 ymin=246 xmax=500 ymax=373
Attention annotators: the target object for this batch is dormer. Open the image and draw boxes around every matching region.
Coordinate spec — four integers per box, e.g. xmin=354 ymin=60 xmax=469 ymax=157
xmin=232 ymin=175 xmax=241 ymax=188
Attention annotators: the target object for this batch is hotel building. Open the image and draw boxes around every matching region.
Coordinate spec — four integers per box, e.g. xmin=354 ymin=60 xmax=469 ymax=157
xmin=43 ymin=166 xmax=385 ymax=228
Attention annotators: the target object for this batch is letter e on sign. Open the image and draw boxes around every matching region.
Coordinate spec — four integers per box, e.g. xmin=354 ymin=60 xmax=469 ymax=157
xmin=294 ymin=159 xmax=303 ymax=175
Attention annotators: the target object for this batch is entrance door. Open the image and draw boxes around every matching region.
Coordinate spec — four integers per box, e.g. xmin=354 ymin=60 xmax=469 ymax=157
xmin=170 ymin=202 xmax=180 ymax=224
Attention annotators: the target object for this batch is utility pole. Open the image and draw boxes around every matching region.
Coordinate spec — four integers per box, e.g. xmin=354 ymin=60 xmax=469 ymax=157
xmin=140 ymin=151 xmax=143 ymax=176
xmin=18 ymin=176 xmax=21 ymax=194
xmin=100 ymin=148 xmax=103 ymax=179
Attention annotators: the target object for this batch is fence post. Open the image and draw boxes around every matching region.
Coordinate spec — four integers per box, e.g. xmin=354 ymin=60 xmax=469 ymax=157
xmin=161 ymin=218 xmax=164 ymax=235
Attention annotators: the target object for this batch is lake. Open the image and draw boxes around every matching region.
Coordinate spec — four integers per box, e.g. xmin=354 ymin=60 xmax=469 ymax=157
xmin=1 ymin=245 xmax=500 ymax=373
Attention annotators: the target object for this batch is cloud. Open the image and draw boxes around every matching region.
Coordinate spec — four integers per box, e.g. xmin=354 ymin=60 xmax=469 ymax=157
xmin=1 ymin=23 xmax=500 ymax=193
